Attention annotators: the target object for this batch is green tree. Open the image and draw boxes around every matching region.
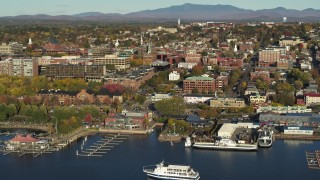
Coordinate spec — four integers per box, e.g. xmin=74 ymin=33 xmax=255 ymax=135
xmin=155 ymin=97 xmax=186 ymax=116
xmin=134 ymin=94 xmax=146 ymax=105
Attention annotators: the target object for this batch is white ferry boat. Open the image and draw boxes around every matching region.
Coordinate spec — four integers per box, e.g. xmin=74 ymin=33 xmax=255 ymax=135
xmin=193 ymin=138 xmax=257 ymax=151
xmin=257 ymin=128 xmax=273 ymax=148
xmin=143 ymin=161 xmax=200 ymax=180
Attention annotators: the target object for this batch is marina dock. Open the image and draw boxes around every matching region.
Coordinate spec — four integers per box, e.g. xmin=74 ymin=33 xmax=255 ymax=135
xmin=76 ymin=134 xmax=127 ymax=157
xmin=305 ymin=150 xmax=320 ymax=169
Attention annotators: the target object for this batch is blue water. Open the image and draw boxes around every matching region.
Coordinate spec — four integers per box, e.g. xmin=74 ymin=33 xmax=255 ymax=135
xmin=1 ymin=129 xmax=320 ymax=180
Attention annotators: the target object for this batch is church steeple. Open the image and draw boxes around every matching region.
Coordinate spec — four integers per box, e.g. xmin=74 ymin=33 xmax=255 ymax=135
xmin=28 ymin=38 xmax=32 ymax=45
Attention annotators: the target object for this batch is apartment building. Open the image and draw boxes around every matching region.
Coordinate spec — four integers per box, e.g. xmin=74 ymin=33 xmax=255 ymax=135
xmin=183 ymin=76 xmax=216 ymax=94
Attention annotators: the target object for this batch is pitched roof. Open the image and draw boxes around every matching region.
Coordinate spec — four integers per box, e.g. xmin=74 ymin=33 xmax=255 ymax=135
xmin=9 ymin=134 xmax=39 ymax=143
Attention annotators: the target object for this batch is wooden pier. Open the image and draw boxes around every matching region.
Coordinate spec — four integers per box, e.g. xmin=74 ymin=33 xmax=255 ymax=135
xmin=305 ymin=150 xmax=320 ymax=169
xmin=2 ymin=148 xmax=55 ymax=158
xmin=76 ymin=134 xmax=127 ymax=157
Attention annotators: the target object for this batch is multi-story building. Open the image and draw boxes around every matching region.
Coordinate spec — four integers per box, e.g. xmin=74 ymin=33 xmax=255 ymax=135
xmin=259 ymin=49 xmax=281 ymax=67
xmin=22 ymin=58 xmax=38 ymax=77
xmin=104 ymin=67 xmax=154 ymax=91
xmin=210 ymin=98 xmax=246 ymax=108
xmin=169 ymin=71 xmax=180 ymax=81
xmin=183 ymin=95 xmax=215 ymax=104
xmin=305 ymin=93 xmax=320 ymax=106
xmin=178 ymin=62 xmax=197 ymax=69
xmin=206 ymin=22 xmax=234 ymax=29
xmin=256 ymin=105 xmax=312 ymax=114
xmin=0 ymin=59 xmax=13 ymax=75
xmin=276 ymin=59 xmax=293 ymax=70
xmin=249 ymin=94 xmax=267 ymax=105
xmin=0 ymin=42 xmax=23 ymax=54
xmin=91 ymin=45 xmax=113 ymax=58
xmin=217 ymin=57 xmax=243 ymax=70
xmin=183 ymin=76 xmax=216 ymax=94
xmin=215 ymin=75 xmax=228 ymax=91
xmin=185 ymin=53 xmax=201 ymax=63
xmin=0 ymin=58 xmax=38 ymax=77
xmin=94 ymin=54 xmax=130 ymax=70
xmin=279 ymin=37 xmax=306 ymax=47
xmin=45 ymin=64 xmax=106 ymax=81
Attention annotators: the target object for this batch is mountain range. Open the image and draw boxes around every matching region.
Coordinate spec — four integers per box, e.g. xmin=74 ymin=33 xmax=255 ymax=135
xmin=1 ymin=3 xmax=320 ymax=22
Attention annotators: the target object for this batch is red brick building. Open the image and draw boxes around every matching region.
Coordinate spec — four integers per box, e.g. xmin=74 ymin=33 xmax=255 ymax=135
xmin=250 ymin=71 xmax=270 ymax=82
xmin=183 ymin=76 xmax=216 ymax=94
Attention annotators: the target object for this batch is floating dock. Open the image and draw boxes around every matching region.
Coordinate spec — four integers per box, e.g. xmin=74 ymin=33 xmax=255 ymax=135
xmin=305 ymin=150 xmax=320 ymax=169
xmin=76 ymin=134 xmax=127 ymax=157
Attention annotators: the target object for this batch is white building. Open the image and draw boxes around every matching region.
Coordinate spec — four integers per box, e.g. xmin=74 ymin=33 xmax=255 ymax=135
xmin=169 ymin=71 xmax=180 ymax=81
xmin=256 ymin=105 xmax=312 ymax=114
xmin=151 ymin=93 xmax=172 ymax=102
xmin=94 ymin=54 xmax=130 ymax=70
xmin=305 ymin=93 xmax=320 ymax=106
xmin=0 ymin=42 xmax=23 ymax=54
xmin=183 ymin=95 xmax=214 ymax=104
xmin=218 ymin=123 xmax=258 ymax=138
xmin=178 ymin=62 xmax=197 ymax=69
xmin=284 ymin=126 xmax=313 ymax=135
xmin=249 ymin=94 xmax=267 ymax=105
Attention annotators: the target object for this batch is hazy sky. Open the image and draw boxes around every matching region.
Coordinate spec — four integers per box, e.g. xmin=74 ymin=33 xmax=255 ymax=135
xmin=2 ymin=0 xmax=320 ymax=16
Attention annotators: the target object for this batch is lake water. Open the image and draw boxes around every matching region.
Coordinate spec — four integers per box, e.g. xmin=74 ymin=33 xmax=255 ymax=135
xmin=1 ymin=128 xmax=320 ymax=180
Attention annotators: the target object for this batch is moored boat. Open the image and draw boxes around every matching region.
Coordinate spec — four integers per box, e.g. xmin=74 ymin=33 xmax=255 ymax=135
xmin=257 ymin=128 xmax=273 ymax=148
xmin=143 ymin=161 xmax=200 ymax=180
xmin=193 ymin=138 xmax=257 ymax=151
xmin=185 ymin=137 xmax=192 ymax=148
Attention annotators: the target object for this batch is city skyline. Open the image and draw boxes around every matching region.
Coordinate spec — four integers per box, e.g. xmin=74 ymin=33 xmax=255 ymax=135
xmin=1 ymin=0 xmax=320 ymax=17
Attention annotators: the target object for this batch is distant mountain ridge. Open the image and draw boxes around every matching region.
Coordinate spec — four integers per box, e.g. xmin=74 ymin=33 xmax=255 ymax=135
xmin=1 ymin=3 xmax=320 ymax=22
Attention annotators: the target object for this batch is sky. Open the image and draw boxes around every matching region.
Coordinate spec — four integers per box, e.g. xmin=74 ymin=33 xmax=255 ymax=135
xmin=1 ymin=0 xmax=320 ymax=17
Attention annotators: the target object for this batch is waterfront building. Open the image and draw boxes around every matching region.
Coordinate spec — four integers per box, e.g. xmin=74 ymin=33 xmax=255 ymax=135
xmin=259 ymin=113 xmax=320 ymax=126
xmin=183 ymin=76 xmax=216 ymax=94
xmin=256 ymin=105 xmax=312 ymax=114
xmin=94 ymin=54 xmax=130 ymax=70
xmin=284 ymin=126 xmax=313 ymax=135
xmin=218 ymin=123 xmax=258 ymax=138
xmin=210 ymin=98 xmax=245 ymax=108
xmin=5 ymin=134 xmax=49 ymax=151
